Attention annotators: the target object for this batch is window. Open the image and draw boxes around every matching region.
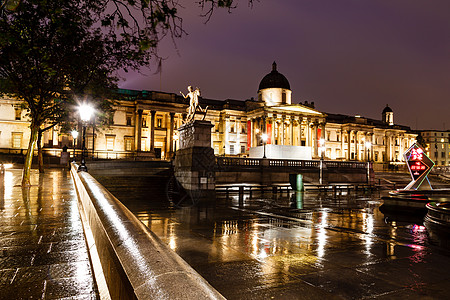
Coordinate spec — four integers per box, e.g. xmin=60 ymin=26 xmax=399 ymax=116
xmin=337 ymin=134 xmax=340 ymax=142
xmin=282 ymin=91 xmax=286 ymax=103
xmin=142 ymin=117 xmax=147 ymax=128
xmin=241 ymin=122 xmax=246 ymax=133
xmin=442 ymin=152 xmax=446 ymax=158
xmin=14 ymin=108 xmax=21 ymax=120
xmin=374 ymin=151 xmax=379 ymax=162
xmin=157 ymin=117 xmax=162 ymax=128
xmin=141 ymin=138 xmax=147 ymax=151
xmin=126 ymin=114 xmax=132 ymax=126
xmin=230 ymin=123 xmax=235 ymax=133
xmin=230 ymin=144 xmax=235 ymax=155
xmin=12 ymin=132 xmax=22 ymax=148
xmin=241 ymin=145 xmax=246 ymax=154
xmin=106 ymin=135 xmax=115 ymax=151
xmin=124 ymin=137 xmax=133 ymax=151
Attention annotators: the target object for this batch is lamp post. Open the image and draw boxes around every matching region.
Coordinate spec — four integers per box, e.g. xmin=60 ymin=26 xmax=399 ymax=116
xmin=262 ymin=133 xmax=268 ymax=158
xmin=71 ymin=130 xmax=78 ymax=162
xmin=78 ymin=103 xmax=94 ymax=172
xmin=365 ymin=141 xmax=372 ymax=183
xmin=319 ymin=138 xmax=325 ymax=184
xmin=365 ymin=141 xmax=372 ymax=162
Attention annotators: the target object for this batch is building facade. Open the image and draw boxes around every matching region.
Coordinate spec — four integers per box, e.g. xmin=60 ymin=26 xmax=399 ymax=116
xmin=419 ymin=130 xmax=450 ymax=166
xmin=0 ymin=62 xmax=417 ymax=166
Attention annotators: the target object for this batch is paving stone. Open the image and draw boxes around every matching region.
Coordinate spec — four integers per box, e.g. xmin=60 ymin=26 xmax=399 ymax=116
xmin=0 ymin=169 xmax=98 ymax=299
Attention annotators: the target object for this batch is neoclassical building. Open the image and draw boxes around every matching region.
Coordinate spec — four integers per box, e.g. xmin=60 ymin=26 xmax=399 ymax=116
xmin=0 ymin=62 xmax=417 ymax=167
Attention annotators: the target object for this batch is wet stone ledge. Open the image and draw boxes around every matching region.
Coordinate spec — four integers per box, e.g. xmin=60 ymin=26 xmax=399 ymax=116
xmin=70 ymin=163 xmax=224 ymax=300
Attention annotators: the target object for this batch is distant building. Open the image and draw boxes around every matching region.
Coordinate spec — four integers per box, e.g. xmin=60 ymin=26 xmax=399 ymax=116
xmin=419 ymin=130 xmax=450 ymax=166
xmin=0 ymin=62 xmax=417 ymax=168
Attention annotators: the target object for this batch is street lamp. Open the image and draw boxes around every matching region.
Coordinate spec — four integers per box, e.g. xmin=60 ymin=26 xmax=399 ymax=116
xmin=78 ymin=103 xmax=94 ymax=172
xmin=262 ymin=133 xmax=268 ymax=158
xmin=71 ymin=130 xmax=78 ymax=162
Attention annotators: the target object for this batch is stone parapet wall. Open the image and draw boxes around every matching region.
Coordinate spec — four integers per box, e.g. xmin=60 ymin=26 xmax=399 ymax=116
xmin=70 ymin=163 xmax=224 ymax=300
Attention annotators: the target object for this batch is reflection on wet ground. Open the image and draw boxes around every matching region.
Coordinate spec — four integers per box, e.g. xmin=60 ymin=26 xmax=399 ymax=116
xmin=0 ymin=169 xmax=98 ymax=299
xmin=97 ymin=176 xmax=450 ymax=299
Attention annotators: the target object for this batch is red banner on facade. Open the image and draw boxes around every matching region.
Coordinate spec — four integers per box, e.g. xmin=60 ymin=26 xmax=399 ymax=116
xmin=317 ymin=128 xmax=322 ymax=146
xmin=247 ymin=120 xmax=252 ymax=150
xmin=267 ymin=123 xmax=272 ymax=144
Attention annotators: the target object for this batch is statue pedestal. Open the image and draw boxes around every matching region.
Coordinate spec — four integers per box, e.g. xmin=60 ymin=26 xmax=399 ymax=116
xmin=174 ymin=121 xmax=215 ymax=200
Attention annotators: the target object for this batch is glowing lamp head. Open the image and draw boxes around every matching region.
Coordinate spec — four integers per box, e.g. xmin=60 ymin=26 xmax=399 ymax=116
xmin=365 ymin=141 xmax=372 ymax=148
xmin=262 ymin=133 xmax=268 ymax=142
xmin=319 ymin=138 xmax=325 ymax=147
xmin=79 ymin=104 xmax=94 ymax=122
xmin=71 ymin=130 xmax=78 ymax=139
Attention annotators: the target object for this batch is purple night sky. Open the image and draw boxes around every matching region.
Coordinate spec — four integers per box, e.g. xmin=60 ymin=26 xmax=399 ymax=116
xmin=118 ymin=0 xmax=450 ymax=131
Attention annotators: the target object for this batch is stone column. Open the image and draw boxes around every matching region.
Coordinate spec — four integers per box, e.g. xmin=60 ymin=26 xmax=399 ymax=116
xmin=290 ymin=119 xmax=294 ymax=146
xmin=135 ymin=109 xmax=143 ymax=152
xmin=168 ymin=112 xmax=175 ymax=155
xmin=348 ymin=130 xmax=352 ymax=160
xmin=341 ymin=130 xmax=345 ymax=159
xmin=355 ymin=131 xmax=359 ymax=161
xmin=150 ymin=110 xmax=156 ymax=152
xmin=281 ymin=116 xmax=285 ymax=145
xmin=224 ymin=116 xmax=229 ymax=154
xmin=306 ymin=118 xmax=311 ymax=147
xmin=313 ymin=123 xmax=318 ymax=158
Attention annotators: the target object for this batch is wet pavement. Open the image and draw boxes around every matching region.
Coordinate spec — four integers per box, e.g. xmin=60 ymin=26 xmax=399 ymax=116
xmin=98 ymin=175 xmax=450 ymax=299
xmin=0 ymin=168 xmax=98 ymax=299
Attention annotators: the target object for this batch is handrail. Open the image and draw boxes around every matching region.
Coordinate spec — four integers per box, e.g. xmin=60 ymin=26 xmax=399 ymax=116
xmin=71 ymin=163 xmax=224 ymax=300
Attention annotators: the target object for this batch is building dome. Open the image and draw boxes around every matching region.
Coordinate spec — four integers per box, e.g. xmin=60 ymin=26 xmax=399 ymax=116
xmin=258 ymin=62 xmax=290 ymax=90
xmin=382 ymin=104 xmax=393 ymax=114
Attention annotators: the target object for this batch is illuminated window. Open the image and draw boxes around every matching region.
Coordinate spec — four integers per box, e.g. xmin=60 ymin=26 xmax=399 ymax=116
xmin=124 ymin=137 xmax=133 ymax=151
xmin=441 ymin=138 xmax=445 ymax=143
xmin=230 ymin=144 xmax=235 ymax=154
xmin=141 ymin=138 xmax=147 ymax=151
xmin=142 ymin=117 xmax=147 ymax=128
xmin=157 ymin=118 xmax=162 ymax=128
xmin=86 ymin=136 xmax=94 ymax=150
xmin=106 ymin=135 xmax=115 ymax=151
xmin=12 ymin=132 xmax=22 ymax=148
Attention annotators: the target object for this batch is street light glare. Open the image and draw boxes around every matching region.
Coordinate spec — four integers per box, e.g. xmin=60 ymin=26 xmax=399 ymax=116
xmin=71 ymin=130 xmax=79 ymax=139
xmin=79 ymin=104 xmax=94 ymax=121
xmin=262 ymin=133 xmax=268 ymax=142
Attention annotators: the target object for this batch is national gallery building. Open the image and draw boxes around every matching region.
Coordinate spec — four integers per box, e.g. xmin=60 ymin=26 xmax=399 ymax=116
xmin=0 ymin=62 xmax=417 ymax=167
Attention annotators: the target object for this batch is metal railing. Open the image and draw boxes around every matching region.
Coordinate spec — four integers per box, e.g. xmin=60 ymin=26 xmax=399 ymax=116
xmin=215 ymin=157 xmax=367 ymax=170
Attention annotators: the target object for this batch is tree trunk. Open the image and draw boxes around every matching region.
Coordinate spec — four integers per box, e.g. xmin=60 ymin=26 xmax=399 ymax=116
xmin=37 ymin=129 xmax=44 ymax=173
xmin=22 ymin=123 xmax=39 ymax=186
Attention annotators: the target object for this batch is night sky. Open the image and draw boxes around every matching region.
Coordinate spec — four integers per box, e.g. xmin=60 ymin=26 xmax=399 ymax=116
xmin=118 ymin=0 xmax=450 ymax=130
